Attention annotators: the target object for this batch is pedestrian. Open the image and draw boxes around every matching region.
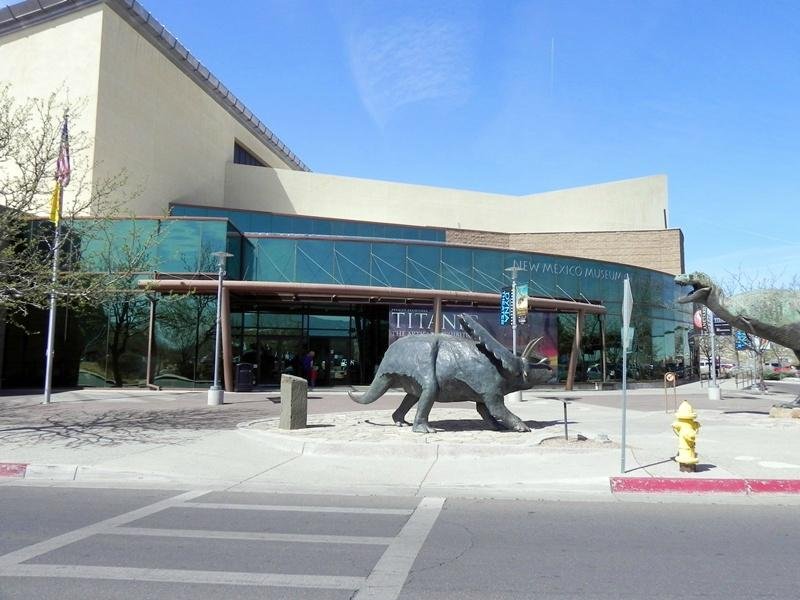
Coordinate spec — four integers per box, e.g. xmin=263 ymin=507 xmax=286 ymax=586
xmin=302 ymin=350 xmax=316 ymax=389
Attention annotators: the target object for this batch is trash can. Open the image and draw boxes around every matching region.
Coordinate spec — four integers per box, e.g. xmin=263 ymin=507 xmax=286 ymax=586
xmin=234 ymin=362 xmax=254 ymax=392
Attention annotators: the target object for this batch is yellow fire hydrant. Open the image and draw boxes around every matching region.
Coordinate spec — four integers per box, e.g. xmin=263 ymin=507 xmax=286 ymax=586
xmin=672 ymin=400 xmax=700 ymax=472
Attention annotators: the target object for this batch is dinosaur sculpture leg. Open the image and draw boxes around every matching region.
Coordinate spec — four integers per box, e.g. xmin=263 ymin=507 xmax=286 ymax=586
xmin=484 ymin=396 xmax=530 ymax=432
xmin=412 ymin=385 xmax=438 ymax=433
xmin=392 ymin=394 xmax=418 ymax=426
xmin=476 ymin=403 xmax=504 ymax=430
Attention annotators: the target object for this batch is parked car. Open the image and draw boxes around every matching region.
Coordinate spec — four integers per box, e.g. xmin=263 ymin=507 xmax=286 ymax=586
xmin=764 ymin=362 xmax=798 ymax=377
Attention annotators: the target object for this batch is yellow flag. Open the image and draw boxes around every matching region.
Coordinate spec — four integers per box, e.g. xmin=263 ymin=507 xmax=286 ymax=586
xmin=49 ymin=181 xmax=61 ymax=224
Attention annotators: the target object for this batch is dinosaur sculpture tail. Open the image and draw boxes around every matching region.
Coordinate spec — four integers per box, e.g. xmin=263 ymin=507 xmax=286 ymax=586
xmin=348 ymin=374 xmax=393 ymax=404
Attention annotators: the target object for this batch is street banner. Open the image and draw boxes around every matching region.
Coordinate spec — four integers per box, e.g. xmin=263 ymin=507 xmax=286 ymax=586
xmin=499 ymin=286 xmax=512 ymax=326
xmin=515 ymin=284 xmax=529 ymax=324
xmin=734 ymin=330 xmax=750 ymax=350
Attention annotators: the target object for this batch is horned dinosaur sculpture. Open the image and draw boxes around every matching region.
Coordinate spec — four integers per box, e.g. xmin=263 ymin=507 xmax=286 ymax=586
xmin=349 ymin=313 xmax=553 ymax=433
xmin=675 ymin=271 xmax=800 ymax=404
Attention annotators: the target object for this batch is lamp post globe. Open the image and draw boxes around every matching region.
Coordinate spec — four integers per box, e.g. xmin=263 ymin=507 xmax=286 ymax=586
xmin=208 ymin=251 xmax=233 ymax=406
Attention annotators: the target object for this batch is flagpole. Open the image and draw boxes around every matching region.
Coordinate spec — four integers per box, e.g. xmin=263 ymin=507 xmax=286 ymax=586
xmin=43 ymin=111 xmax=70 ymax=404
xmin=43 ymin=209 xmax=61 ymax=404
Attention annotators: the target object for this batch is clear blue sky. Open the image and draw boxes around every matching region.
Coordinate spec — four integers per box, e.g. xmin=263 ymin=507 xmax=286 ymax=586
xmin=15 ymin=0 xmax=800 ymax=286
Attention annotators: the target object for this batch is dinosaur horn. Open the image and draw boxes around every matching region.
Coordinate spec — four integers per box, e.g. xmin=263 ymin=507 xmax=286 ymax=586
xmin=521 ymin=337 xmax=543 ymax=359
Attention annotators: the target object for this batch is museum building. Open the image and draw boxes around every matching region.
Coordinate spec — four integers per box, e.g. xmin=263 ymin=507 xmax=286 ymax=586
xmin=0 ymin=0 xmax=692 ymax=390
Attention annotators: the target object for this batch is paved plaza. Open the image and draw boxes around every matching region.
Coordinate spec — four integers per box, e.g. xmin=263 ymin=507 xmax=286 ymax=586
xmin=2 ymin=379 xmax=800 ymax=501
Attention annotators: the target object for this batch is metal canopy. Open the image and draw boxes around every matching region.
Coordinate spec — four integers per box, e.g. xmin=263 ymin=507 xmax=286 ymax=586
xmin=138 ymin=278 xmax=607 ymax=315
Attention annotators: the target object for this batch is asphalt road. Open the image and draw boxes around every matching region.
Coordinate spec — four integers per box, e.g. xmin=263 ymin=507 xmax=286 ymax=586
xmin=1 ymin=485 xmax=798 ymax=599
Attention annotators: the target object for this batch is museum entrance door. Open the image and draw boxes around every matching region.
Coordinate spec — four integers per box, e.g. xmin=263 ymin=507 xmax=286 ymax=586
xmin=230 ymin=303 xmax=388 ymax=386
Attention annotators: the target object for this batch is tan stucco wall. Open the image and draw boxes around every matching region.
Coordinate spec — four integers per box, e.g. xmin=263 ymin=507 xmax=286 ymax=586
xmin=0 ymin=4 xmax=300 ymax=218
xmin=446 ymin=228 xmax=685 ymax=274
xmin=92 ymin=6 xmax=296 ymax=216
xmin=224 ymin=165 xmax=668 ymax=234
xmin=0 ymin=6 xmax=104 ymax=215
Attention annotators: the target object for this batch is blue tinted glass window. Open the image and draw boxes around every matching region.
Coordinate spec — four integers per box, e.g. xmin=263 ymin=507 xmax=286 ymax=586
xmin=440 ymin=247 xmax=473 ymax=291
xmin=254 ymin=238 xmax=295 ymax=282
xmin=406 ymin=245 xmax=440 ymax=289
xmin=296 ymin=239 xmax=336 ymax=284
xmin=76 ymin=219 xmax=160 ymax=272
xmin=159 ymin=220 xmax=203 ymax=272
xmin=240 ymin=238 xmax=256 ymax=279
xmin=472 ymin=250 xmax=505 ymax=293
xmin=332 ymin=241 xmax=371 ymax=286
xmin=370 ymin=243 xmax=407 ymax=287
xmin=330 ymin=220 xmax=348 ymax=236
xmin=309 ymin=315 xmax=351 ymax=334
xmin=271 ymin=215 xmax=294 ymax=233
xmin=200 ymin=221 xmax=227 ymax=254
xmin=312 ymin=219 xmax=332 ymax=235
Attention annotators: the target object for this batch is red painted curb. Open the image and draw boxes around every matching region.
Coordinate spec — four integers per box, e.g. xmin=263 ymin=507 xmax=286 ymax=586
xmin=0 ymin=463 xmax=28 ymax=478
xmin=611 ymin=477 xmax=747 ymax=494
xmin=746 ymin=479 xmax=800 ymax=494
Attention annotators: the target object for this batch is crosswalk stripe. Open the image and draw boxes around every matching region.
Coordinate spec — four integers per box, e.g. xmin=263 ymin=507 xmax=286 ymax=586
xmin=109 ymin=526 xmax=393 ymax=545
xmin=0 ymin=564 xmax=364 ymax=590
xmin=0 ymin=490 xmax=209 ymax=567
xmin=181 ymin=502 xmax=414 ymax=515
xmin=354 ymin=496 xmax=445 ymax=600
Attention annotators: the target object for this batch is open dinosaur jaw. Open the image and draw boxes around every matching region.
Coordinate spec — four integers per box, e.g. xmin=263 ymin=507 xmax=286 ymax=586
xmin=676 ymin=286 xmax=711 ymax=304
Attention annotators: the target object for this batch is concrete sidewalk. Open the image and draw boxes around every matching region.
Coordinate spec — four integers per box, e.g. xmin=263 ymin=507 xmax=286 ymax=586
xmin=1 ymin=379 xmax=800 ymax=501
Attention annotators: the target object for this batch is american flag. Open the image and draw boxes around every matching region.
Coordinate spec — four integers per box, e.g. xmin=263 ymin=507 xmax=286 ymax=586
xmin=56 ymin=116 xmax=70 ymax=188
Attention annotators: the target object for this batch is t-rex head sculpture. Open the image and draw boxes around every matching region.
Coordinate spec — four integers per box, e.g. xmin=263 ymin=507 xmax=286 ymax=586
xmin=674 ymin=272 xmax=715 ymax=305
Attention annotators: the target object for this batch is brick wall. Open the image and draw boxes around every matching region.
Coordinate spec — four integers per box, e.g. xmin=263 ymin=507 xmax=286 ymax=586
xmin=445 ymin=229 xmax=684 ymax=275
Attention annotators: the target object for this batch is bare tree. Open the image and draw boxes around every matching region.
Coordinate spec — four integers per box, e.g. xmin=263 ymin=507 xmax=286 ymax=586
xmin=719 ymin=270 xmax=800 ymax=387
xmin=156 ymin=246 xmax=218 ymax=383
xmin=0 ymin=85 xmax=135 ymax=324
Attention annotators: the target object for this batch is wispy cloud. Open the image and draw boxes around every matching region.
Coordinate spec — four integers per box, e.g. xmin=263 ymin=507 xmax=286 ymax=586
xmin=347 ymin=18 xmax=473 ymax=126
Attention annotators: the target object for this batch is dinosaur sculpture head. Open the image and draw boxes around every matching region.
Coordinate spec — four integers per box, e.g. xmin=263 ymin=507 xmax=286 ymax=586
xmin=674 ymin=272 xmax=715 ymax=304
xmin=458 ymin=314 xmax=553 ymax=387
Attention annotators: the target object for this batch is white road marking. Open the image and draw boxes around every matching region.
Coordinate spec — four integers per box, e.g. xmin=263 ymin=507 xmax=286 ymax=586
xmin=759 ymin=461 xmax=800 ymax=469
xmin=0 ymin=489 xmax=208 ymax=567
xmin=354 ymin=496 xmax=445 ymax=600
xmin=109 ymin=526 xmax=392 ymax=545
xmin=0 ymin=490 xmax=439 ymax=595
xmin=0 ymin=564 xmax=363 ymax=590
xmin=182 ymin=501 xmax=413 ymax=515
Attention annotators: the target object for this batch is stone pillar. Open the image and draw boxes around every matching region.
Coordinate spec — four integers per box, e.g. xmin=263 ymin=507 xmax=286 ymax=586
xmin=280 ymin=374 xmax=308 ymax=430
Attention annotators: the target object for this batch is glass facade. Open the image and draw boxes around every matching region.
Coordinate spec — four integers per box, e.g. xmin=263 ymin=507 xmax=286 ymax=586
xmin=3 ymin=210 xmax=692 ymax=389
xmin=171 ymin=204 xmax=446 ymax=242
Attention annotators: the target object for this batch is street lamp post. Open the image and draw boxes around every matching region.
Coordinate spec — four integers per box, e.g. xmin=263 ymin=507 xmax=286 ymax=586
xmin=504 ymin=265 xmax=524 ymax=403
xmin=208 ymin=251 xmax=233 ymax=406
xmin=504 ymin=266 xmax=524 ymax=357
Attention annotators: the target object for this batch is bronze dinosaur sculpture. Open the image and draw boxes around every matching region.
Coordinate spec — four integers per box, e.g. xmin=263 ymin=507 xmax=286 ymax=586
xmin=675 ymin=272 xmax=800 ymax=361
xmin=349 ymin=314 xmax=553 ymax=433
xmin=675 ymin=271 xmax=800 ymax=405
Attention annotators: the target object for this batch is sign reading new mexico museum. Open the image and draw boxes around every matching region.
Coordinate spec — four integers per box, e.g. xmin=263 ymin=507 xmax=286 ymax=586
xmin=512 ymin=259 xmax=625 ymax=281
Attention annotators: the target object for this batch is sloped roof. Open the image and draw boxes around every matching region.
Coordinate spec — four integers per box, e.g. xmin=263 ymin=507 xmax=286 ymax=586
xmin=0 ymin=0 xmax=309 ymax=172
